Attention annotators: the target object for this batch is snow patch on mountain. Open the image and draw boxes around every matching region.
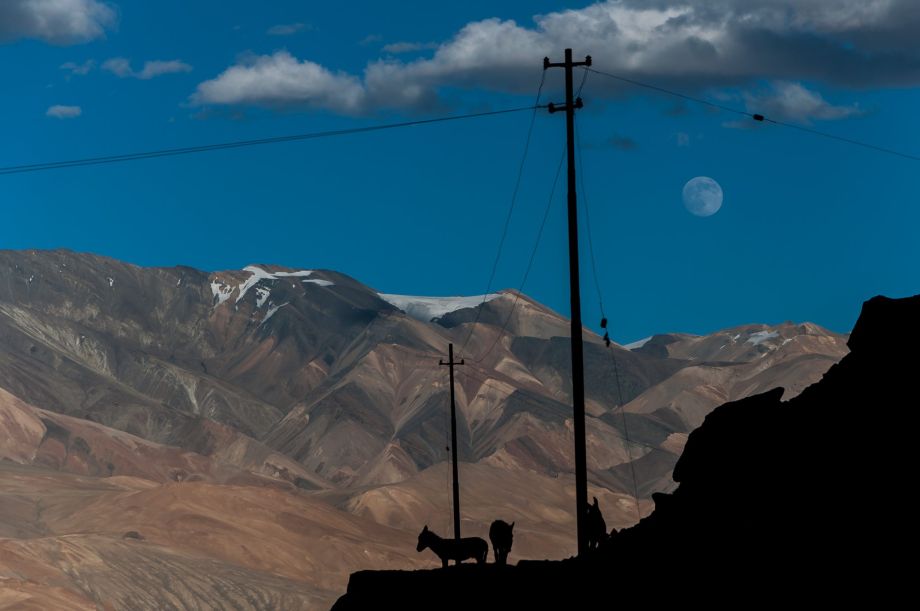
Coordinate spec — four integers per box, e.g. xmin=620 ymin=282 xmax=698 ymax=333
xmin=747 ymin=330 xmax=780 ymax=346
xmin=378 ymin=293 xmax=500 ymax=322
xmin=262 ymin=302 xmax=288 ymax=325
xmin=236 ymin=265 xmax=334 ymax=303
xmin=303 ymin=278 xmax=334 ymax=287
xmin=255 ymin=287 xmax=270 ymax=308
xmin=210 ymin=281 xmax=234 ymax=306
xmin=623 ymin=336 xmax=652 ymax=350
xmin=237 ymin=267 xmax=280 ymax=303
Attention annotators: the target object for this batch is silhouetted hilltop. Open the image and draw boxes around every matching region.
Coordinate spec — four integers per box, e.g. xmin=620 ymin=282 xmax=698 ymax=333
xmin=333 ymin=294 xmax=918 ymax=609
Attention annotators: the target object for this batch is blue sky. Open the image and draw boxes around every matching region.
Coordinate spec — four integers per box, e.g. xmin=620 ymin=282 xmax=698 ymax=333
xmin=1 ymin=0 xmax=918 ymax=342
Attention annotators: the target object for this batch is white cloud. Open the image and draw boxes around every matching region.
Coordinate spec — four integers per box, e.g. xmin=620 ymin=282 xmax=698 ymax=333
xmin=46 ymin=104 xmax=82 ymax=119
xmin=191 ymin=51 xmax=365 ymax=112
xmin=192 ymin=1 xmax=920 ymax=114
xmin=267 ymin=23 xmax=310 ymax=36
xmin=0 ymin=0 xmax=115 ymax=44
xmin=102 ymin=57 xmax=132 ymax=77
xmin=382 ymin=41 xmax=439 ymax=54
xmin=136 ymin=60 xmax=193 ymax=79
xmin=60 ymin=59 xmax=95 ymax=75
xmin=743 ymin=81 xmax=863 ymax=124
xmin=103 ymin=58 xmax=193 ymax=79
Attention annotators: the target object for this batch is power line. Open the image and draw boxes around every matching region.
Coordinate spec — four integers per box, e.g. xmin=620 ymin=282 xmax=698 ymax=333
xmin=576 ymin=65 xmax=589 ymax=98
xmin=574 ymin=122 xmax=606 ymax=323
xmin=459 ymin=71 xmax=548 ymax=357
xmin=570 ymin=74 xmax=643 ymax=521
xmin=585 ymin=66 xmax=920 ymax=163
xmin=468 ymin=147 xmax=566 ymax=364
xmin=5 ymin=68 xmax=917 ymax=176
xmin=605 ymin=348 xmax=643 ymax=523
xmin=763 ymin=119 xmax=920 ymax=162
xmin=0 ymin=105 xmax=546 ymax=177
xmin=459 ymin=67 xmax=589 ymax=360
xmin=585 ymin=67 xmax=757 ymax=120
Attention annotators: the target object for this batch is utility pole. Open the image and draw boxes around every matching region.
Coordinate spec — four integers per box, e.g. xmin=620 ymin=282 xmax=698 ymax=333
xmin=439 ymin=343 xmax=464 ymax=555
xmin=544 ymin=48 xmax=592 ymax=557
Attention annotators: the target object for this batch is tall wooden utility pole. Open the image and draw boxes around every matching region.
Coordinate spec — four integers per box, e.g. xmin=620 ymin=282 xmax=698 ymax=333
xmin=544 ymin=48 xmax=592 ymax=557
xmin=439 ymin=343 xmax=464 ymax=554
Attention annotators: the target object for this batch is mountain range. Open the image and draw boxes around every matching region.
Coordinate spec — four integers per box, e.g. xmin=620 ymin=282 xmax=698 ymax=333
xmin=0 ymin=249 xmax=849 ymax=609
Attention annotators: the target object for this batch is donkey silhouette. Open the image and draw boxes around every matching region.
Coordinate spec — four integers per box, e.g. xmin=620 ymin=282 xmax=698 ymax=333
xmin=489 ymin=520 xmax=514 ymax=565
xmin=416 ymin=525 xmax=488 ymax=567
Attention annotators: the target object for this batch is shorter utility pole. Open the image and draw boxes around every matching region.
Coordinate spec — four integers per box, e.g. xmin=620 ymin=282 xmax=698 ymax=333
xmin=440 ymin=343 xmax=464 ymax=553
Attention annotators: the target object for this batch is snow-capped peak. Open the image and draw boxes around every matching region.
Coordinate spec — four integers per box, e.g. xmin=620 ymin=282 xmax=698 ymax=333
xmin=378 ymin=293 xmax=500 ymax=322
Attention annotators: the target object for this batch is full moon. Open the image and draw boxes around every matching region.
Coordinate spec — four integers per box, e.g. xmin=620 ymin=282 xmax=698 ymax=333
xmin=682 ymin=176 xmax=723 ymax=217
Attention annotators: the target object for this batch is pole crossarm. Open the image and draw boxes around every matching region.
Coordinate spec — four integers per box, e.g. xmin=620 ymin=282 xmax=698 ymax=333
xmin=547 ymin=98 xmax=584 ymax=114
xmin=544 ymin=56 xmax=592 ymax=70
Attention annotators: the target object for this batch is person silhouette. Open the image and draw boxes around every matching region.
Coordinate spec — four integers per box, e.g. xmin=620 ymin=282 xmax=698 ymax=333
xmin=587 ymin=497 xmax=607 ymax=551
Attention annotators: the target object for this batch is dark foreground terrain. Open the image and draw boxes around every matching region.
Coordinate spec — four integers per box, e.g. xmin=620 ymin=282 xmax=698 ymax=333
xmin=334 ymin=294 xmax=919 ymax=609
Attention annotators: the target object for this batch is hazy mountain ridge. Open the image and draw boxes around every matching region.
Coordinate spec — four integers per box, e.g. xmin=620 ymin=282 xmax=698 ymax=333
xmin=0 ymin=249 xmax=850 ymax=607
xmin=0 ymin=247 xmax=848 ymax=504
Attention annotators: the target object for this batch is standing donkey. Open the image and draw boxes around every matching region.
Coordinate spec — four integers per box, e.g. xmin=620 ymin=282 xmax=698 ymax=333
xmin=489 ymin=520 xmax=514 ymax=565
xmin=416 ymin=525 xmax=488 ymax=567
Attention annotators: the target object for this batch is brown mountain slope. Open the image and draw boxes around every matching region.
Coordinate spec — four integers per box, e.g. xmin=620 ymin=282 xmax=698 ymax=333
xmin=0 ymin=461 xmax=423 ymax=609
xmin=0 ymin=385 xmax=328 ymax=489
xmin=0 ymin=249 xmax=851 ymax=606
xmin=0 ymin=250 xmax=847 ymax=498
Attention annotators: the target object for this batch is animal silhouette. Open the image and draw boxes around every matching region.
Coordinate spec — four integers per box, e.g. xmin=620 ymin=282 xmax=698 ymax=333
xmin=416 ymin=525 xmax=488 ymax=567
xmin=587 ymin=497 xmax=607 ymax=551
xmin=489 ymin=520 xmax=514 ymax=565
